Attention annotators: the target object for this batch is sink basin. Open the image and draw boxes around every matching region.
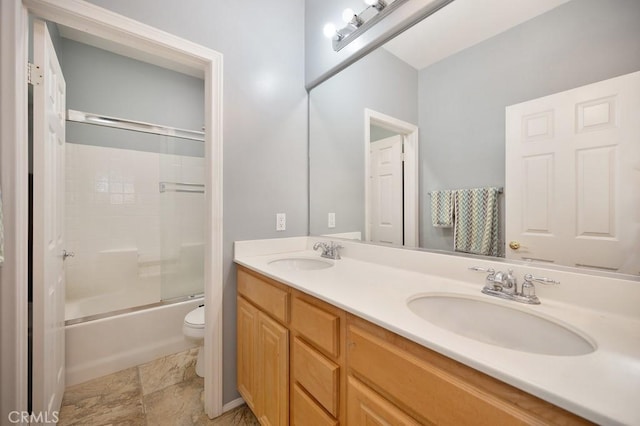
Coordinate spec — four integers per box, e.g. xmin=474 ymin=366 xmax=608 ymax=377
xmin=268 ymin=257 xmax=334 ymax=271
xmin=407 ymin=294 xmax=595 ymax=356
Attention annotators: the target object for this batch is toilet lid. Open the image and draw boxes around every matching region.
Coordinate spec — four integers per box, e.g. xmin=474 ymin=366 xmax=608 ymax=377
xmin=185 ymin=306 xmax=205 ymax=327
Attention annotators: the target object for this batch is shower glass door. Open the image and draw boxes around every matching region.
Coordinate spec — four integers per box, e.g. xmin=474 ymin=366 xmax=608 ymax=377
xmin=64 ymin=120 xmax=205 ymax=322
xmin=158 ymin=135 xmax=205 ymax=301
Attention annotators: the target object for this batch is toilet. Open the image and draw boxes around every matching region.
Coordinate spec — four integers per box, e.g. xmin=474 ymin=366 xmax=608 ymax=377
xmin=183 ymin=305 xmax=205 ymax=377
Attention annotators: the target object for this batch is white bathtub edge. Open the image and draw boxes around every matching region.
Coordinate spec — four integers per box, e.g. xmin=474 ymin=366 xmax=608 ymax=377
xmin=65 ymin=299 xmax=202 ymax=386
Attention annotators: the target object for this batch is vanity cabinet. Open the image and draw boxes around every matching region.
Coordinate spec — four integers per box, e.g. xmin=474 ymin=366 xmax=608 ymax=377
xmin=236 ymin=266 xmax=590 ymax=425
xmin=346 ymin=314 xmax=590 ymax=425
xmin=237 ymin=268 xmax=290 ymax=425
xmin=237 ymin=296 xmax=258 ymax=411
xmin=346 ymin=375 xmax=421 ymax=425
xmin=290 ymin=290 xmax=346 ymax=425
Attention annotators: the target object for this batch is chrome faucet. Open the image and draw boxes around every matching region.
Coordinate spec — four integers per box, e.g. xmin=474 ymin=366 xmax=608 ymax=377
xmin=313 ymin=241 xmax=343 ymax=260
xmin=501 ymin=269 xmax=519 ymax=295
xmin=520 ymin=274 xmax=561 ymax=304
xmin=469 ymin=267 xmax=559 ymax=305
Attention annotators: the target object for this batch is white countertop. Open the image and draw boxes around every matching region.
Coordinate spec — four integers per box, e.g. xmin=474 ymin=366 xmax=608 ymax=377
xmin=234 ymin=237 xmax=640 ymax=426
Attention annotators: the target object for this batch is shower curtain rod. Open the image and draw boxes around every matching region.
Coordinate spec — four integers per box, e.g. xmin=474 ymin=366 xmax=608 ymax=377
xmin=66 ymin=109 xmax=205 ymax=142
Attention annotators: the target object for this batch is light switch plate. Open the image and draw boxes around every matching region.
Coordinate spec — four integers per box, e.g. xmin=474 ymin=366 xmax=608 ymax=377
xmin=328 ymin=212 xmax=336 ymax=228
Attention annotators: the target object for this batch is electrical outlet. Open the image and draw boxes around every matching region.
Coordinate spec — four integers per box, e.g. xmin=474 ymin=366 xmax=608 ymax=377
xmin=328 ymin=212 xmax=336 ymax=228
xmin=276 ymin=213 xmax=286 ymax=231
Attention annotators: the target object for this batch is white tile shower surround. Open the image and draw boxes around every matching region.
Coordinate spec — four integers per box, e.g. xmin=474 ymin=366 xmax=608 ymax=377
xmin=234 ymin=236 xmax=640 ymax=425
xmin=65 ymin=143 xmax=205 ymax=320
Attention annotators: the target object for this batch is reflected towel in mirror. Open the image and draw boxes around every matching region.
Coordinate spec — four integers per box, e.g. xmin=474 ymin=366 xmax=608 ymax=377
xmin=430 ymin=190 xmax=454 ymax=228
xmin=453 ymin=187 xmax=500 ymax=257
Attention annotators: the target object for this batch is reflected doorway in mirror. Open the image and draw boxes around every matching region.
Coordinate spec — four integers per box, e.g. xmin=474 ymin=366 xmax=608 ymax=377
xmin=364 ymin=109 xmax=419 ymax=247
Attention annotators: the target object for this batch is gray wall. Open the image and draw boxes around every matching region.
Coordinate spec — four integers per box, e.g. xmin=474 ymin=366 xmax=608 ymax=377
xmin=60 ymin=38 xmax=204 ymax=156
xmin=309 ymin=48 xmax=418 ymax=235
xmin=419 ymin=0 xmax=640 ymax=252
xmin=85 ymin=0 xmax=307 ymax=405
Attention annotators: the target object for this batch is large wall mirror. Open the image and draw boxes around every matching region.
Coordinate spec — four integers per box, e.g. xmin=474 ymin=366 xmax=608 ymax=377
xmin=309 ymin=0 xmax=640 ymax=278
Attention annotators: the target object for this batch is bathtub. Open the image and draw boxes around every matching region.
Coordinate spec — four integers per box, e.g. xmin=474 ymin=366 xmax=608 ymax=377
xmin=65 ymin=297 xmax=203 ymax=386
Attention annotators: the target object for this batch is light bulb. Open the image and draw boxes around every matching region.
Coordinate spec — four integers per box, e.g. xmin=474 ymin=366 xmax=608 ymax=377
xmin=363 ymin=0 xmax=376 ymax=5
xmin=323 ymin=23 xmax=337 ymax=38
xmin=342 ymin=8 xmax=356 ymax=23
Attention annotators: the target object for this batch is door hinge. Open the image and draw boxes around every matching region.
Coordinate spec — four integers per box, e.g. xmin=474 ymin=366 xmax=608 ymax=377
xmin=28 ymin=62 xmax=43 ymax=86
xmin=401 ymin=152 xmax=406 ymax=162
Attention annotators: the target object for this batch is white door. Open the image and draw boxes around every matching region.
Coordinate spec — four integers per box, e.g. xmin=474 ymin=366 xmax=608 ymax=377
xmin=369 ymin=135 xmax=403 ymax=245
xmin=506 ymin=71 xmax=640 ymax=274
xmin=32 ymin=19 xmax=66 ymax=419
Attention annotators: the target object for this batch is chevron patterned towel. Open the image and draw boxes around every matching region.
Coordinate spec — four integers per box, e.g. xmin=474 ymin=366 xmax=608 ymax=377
xmin=431 ymin=190 xmax=454 ymax=227
xmin=453 ymin=187 xmax=500 ymax=257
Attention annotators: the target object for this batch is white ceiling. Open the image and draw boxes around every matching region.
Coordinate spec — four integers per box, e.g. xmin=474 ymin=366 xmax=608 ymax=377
xmin=383 ymin=0 xmax=570 ymax=70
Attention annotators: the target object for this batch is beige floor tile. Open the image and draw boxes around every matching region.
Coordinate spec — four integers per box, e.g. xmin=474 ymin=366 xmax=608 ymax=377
xmin=138 ymin=347 xmax=199 ymax=395
xmin=57 ymin=407 xmax=146 ymax=426
xmin=61 ymin=367 xmax=141 ymax=404
xmin=207 ymin=404 xmax=260 ymax=426
xmin=58 ymin=367 xmax=144 ymax=425
xmin=143 ymin=376 xmax=207 ymax=425
xmin=57 ymin=350 xmax=258 ymax=425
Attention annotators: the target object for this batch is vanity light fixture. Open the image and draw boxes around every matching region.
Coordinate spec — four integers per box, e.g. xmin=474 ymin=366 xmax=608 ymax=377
xmin=364 ymin=0 xmax=387 ymax=11
xmin=342 ymin=8 xmax=364 ymax=27
xmin=323 ymin=0 xmax=409 ymax=51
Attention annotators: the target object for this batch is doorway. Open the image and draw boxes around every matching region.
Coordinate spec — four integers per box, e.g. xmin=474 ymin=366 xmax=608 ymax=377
xmin=364 ymin=108 xmax=419 ymax=247
xmin=2 ymin=0 xmax=223 ymax=419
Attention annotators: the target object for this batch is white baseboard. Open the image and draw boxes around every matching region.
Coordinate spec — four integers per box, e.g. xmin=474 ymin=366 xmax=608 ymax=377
xmin=222 ymin=397 xmax=246 ymax=413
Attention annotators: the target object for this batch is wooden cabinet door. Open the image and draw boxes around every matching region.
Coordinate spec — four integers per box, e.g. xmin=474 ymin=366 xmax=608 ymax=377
xmin=292 ymin=384 xmax=338 ymax=426
xmin=347 ymin=376 xmax=422 ymax=426
xmin=237 ymin=296 xmax=258 ymax=411
xmin=257 ymin=311 xmax=289 ymax=426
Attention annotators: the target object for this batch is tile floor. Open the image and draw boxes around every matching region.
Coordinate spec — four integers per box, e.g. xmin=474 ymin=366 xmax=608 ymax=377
xmin=58 ymin=348 xmax=259 ymax=425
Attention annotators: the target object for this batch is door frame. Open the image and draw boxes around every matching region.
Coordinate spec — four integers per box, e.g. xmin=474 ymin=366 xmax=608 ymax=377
xmin=1 ymin=0 xmax=224 ymax=419
xmin=364 ymin=108 xmax=419 ymax=247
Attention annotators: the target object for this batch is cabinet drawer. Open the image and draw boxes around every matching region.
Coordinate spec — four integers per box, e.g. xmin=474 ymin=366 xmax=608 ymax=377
xmin=292 ymin=384 xmax=338 ymax=426
xmin=293 ymin=337 xmax=340 ymax=418
xmin=291 ymin=296 xmax=340 ymax=357
xmin=237 ymin=267 xmax=289 ymax=324
xmin=348 ymin=325 xmax=543 ymax=425
xmin=347 ymin=376 xmax=422 ymax=426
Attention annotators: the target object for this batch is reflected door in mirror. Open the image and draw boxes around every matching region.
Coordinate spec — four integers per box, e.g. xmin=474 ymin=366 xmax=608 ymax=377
xmin=506 ymin=71 xmax=640 ymax=275
xmin=369 ymin=135 xmax=404 ymax=245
